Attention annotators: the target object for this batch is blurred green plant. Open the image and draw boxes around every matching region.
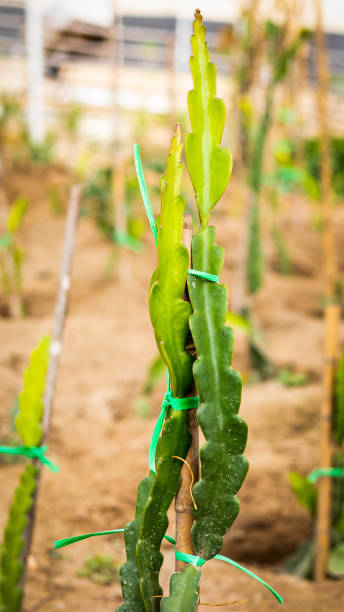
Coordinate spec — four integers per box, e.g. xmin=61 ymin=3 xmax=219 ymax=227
xmin=226 ymin=309 xmax=274 ymax=380
xmin=232 ymin=3 xmax=261 ymax=167
xmin=289 ymin=472 xmax=317 ymax=517
xmin=83 ymin=166 xmax=145 ymax=256
xmin=83 ymin=166 xmax=114 ymax=239
xmin=271 ymin=227 xmax=292 ymax=275
xmin=24 ymin=132 xmax=56 ymax=166
xmin=0 ymin=197 xmax=28 ymax=317
xmin=246 ymin=23 xmax=310 ymax=295
xmin=46 ymin=184 xmax=65 ymax=215
xmin=287 ymin=454 xmax=344 ymax=579
xmin=135 ymin=355 xmax=165 ymax=418
xmin=286 ymin=352 xmax=344 ymax=579
xmin=334 ymin=349 xmax=344 ymax=446
xmin=0 ymin=95 xmax=24 ymax=149
xmin=277 ymin=368 xmax=308 ymax=387
xmin=59 ymin=103 xmax=83 ymax=136
xmin=304 ymin=137 xmax=344 ymax=198
xmin=77 ymin=555 xmax=120 ymax=585
xmin=0 ymin=337 xmax=50 ymax=611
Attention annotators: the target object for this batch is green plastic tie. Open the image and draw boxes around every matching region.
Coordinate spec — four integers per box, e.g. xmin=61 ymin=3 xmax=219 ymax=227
xmin=188 ymin=269 xmax=219 ymax=283
xmin=148 ymin=377 xmax=199 ymax=474
xmin=307 ymin=467 xmax=344 ymax=484
xmin=113 ymin=228 xmax=142 ymax=253
xmin=133 ymin=143 xmax=158 ymax=245
xmin=54 ymin=529 xmax=124 ymax=549
xmin=53 ymin=529 xmax=282 ymax=604
xmin=133 ymin=144 xmax=219 ymax=284
xmin=210 ymin=554 xmax=282 ymax=604
xmin=0 ymin=444 xmax=59 ymax=472
xmin=0 ymin=233 xmax=12 ymax=249
xmin=166 ymin=535 xmax=282 ymax=604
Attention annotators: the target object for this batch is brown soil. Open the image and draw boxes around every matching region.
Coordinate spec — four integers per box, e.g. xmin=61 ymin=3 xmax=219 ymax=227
xmin=1 ymin=164 xmax=343 ymax=611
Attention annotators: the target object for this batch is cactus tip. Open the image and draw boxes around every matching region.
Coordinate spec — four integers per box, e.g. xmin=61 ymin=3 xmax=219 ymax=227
xmin=195 ymin=8 xmax=202 ymax=21
xmin=174 ymin=123 xmax=182 ymax=139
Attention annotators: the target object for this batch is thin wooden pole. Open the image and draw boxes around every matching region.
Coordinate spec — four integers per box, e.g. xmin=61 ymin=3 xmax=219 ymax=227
xmin=113 ymin=158 xmax=126 ymax=238
xmin=20 ymin=185 xmax=81 ymax=588
xmin=42 ymin=185 xmax=81 ymax=437
xmin=175 ymin=214 xmax=199 ymax=585
xmin=316 ymin=304 xmax=340 ymax=582
xmin=314 ymin=0 xmax=340 ymax=582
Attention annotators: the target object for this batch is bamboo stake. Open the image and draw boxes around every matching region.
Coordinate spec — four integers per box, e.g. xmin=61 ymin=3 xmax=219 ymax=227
xmin=316 ymin=304 xmax=340 ymax=582
xmin=175 ymin=214 xmax=199 ymax=584
xmin=20 ymin=185 xmax=81 ymax=588
xmin=42 ymin=185 xmax=81 ymax=437
xmin=314 ymin=0 xmax=340 ymax=582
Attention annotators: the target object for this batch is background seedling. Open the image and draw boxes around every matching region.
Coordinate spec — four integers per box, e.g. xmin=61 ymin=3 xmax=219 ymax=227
xmin=0 ymin=336 xmax=51 ymax=612
xmin=0 ymin=196 xmax=28 ymax=318
xmin=77 ymin=556 xmax=120 ymax=585
xmin=287 ymin=351 xmax=344 ymax=579
xmin=0 ymin=186 xmax=81 ymax=610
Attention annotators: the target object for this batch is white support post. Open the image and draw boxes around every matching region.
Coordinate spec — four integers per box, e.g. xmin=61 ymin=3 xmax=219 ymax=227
xmin=26 ymin=0 xmax=45 ymax=143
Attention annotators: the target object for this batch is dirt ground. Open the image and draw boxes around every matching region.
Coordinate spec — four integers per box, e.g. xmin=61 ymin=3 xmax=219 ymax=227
xmin=1 ymin=164 xmax=344 ymax=611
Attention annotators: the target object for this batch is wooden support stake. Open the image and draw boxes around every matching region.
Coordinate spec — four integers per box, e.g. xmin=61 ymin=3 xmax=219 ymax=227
xmin=175 ymin=214 xmax=199 ymax=583
xmin=314 ymin=0 xmax=339 ymax=582
xmin=20 ymin=184 xmax=81 ymax=587
xmin=42 ymin=185 xmax=81 ymax=437
xmin=315 ymin=303 xmax=340 ymax=582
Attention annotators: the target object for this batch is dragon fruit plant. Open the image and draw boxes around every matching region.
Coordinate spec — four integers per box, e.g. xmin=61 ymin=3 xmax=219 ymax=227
xmin=0 ymin=197 xmax=28 ymax=317
xmin=0 ymin=337 xmax=51 ymax=612
xmin=118 ymin=11 xmax=248 ymax=611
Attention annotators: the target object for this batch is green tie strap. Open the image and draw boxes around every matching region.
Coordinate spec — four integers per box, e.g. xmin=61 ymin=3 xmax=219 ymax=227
xmin=188 ymin=268 xmax=219 ymax=283
xmin=133 ymin=143 xmax=219 ymax=284
xmin=307 ymin=467 xmax=344 ymax=484
xmin=148 ymin=383 xmax=199 ymax=474
xmin=163 ymin=534 xmax=282 ymax=604
xmin=134 ymin=143 xmax=158 ymax=245
xmin=54 ymin=528 xmax=124 ymax=549
xmin=54 ymin=529 xmax=282 ymax=604
xmin=0 ymin=444 xmax=59 ymax=472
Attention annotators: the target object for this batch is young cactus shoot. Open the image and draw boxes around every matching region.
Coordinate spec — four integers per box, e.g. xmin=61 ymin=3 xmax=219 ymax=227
xmin=119 ymin=9 xmax=249 ymax=612
xmin=0 ymin=337 xmax=51 ymax=612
